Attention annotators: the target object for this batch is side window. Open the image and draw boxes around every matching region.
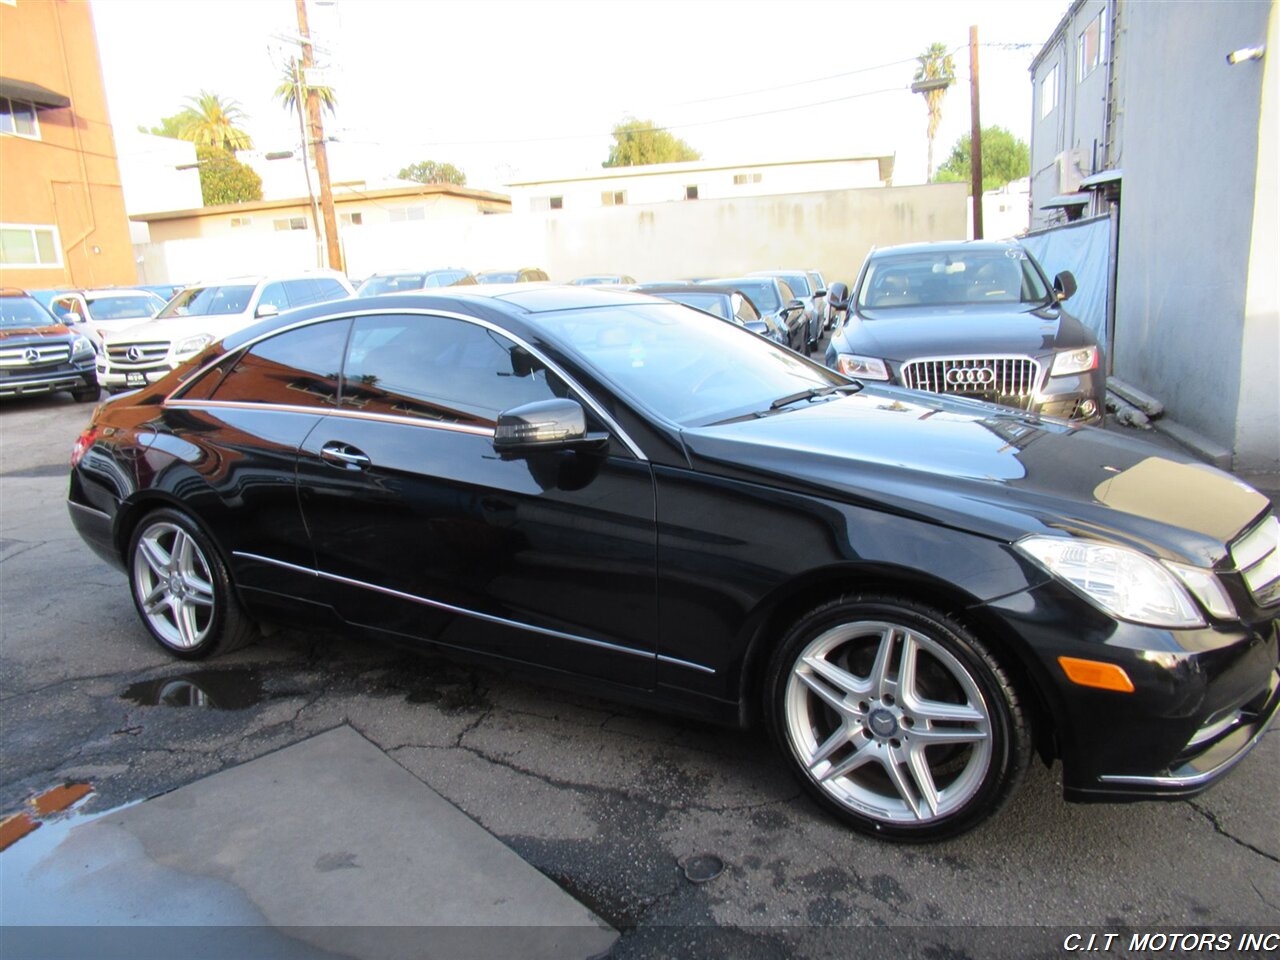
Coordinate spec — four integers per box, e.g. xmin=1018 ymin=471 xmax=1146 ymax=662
xmin=340 ymin=315 xmax=564 ymax=427
xmin=209 ymin=319 xmax=351 ymax=407
xmin=257 ymin=282 xmax=290 ymax=313
xmin=51 ymin=296 xmax=79 ymax=319
xmin=778 ymin=280 xmax=795 ymax=302
xmin=282 ymin=279 xmax=322 ymax=308
xmin=314 ymin=279 xmax=349 ymax=302
xmin=735 ymin=295 xmax=760 ymax=324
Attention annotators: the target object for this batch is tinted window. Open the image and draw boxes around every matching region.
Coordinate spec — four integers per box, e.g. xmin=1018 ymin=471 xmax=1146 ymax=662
xmin=781 ymin=273 xmax=811 ymax=296
xmin=534 ymin=303 xmax=844 ymax=426
xmin=357 ymin=274 xmax=427 ymax=297
xmin=733 ymin=295 xmax=760 ymax=323
xmin=658 ymin=291 xmax=731 ymax=319
xmin=704 ymin=279 xmax=780 ymax=312
xmin=158 ymin=285 xmax=255 ymax=318
xmin=477 ymin=272 xmax=519 ymax=284
xmin=283 ymin=279 xmax=334 ymax=308
xmin=422 ymin=270 xmax=469 ymax=288
xmin=84 ymin=294 xmax=165 ymax=320
xmin=777 ymin=280 xmax=796 ymax=302
xmin=210 ymin=319 xmax=351 ymax=407
xmin=340 ymin=315 xmax=563 ymax=427
xmin=857 ymin=249 xmax=1051 ymax=309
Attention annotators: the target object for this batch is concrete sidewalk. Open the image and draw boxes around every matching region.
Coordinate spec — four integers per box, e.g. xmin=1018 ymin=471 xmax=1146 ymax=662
xmin=2 ymin=726 xmax=617 ymax=960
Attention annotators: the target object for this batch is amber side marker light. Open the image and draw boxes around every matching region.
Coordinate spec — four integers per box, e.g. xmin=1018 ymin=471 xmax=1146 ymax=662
xmin=1058 ymin=656 xmax=1136 ymax=693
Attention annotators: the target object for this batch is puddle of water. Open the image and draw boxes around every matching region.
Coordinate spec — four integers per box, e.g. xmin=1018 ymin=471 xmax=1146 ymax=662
xmin=0 ymin=811 xmax=40 ymax=853
xmin=122 ymin=668 xmax=264 ymax=710
xmin=31 ymin=782 xmax=94 ymax=817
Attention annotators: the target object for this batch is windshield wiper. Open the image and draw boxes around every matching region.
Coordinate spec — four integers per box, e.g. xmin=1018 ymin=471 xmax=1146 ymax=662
xmin=768 ymin=382 xmax=864 ymax=411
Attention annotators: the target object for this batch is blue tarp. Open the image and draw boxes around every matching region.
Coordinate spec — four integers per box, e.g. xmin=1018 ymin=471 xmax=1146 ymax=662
xmin=1022 ymin=215 xmax=1112 ymax=347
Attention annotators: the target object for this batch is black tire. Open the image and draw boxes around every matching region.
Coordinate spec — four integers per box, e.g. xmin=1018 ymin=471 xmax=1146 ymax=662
xmin=127 ymin=507 xmax=256 ymax=659
xmin=764 ymin=593 xmax=1030 ymax=842
xmin=72 ymin=385 xmax=99 ymax=403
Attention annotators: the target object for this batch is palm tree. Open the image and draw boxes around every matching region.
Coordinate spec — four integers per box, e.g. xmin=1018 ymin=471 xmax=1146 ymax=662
xmin=913 ymin=42 xmax=955 ymax=182
xmin=274 ymin=59 xmax=338 ymax=119
xmin=178 ymin=91 xmax=253 ymax=152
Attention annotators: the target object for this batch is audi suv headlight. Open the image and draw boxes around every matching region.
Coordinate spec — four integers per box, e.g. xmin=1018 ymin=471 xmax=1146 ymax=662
xmin=835 ymin=354 xmax=890 ymax=380
xmin=1050 ymin=346 xmax=1099 ymax=376
xmin=174 ymin=334 xmax=214 ymax=358
xmin=1018 ymin=536 xmax=1236 ymax=627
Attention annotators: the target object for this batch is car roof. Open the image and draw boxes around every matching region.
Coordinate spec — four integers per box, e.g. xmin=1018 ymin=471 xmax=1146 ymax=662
xmin=870 ymin=240 xmax=1024 ymax=258
xmin=640 ymin=284 xmax=738 ymax=298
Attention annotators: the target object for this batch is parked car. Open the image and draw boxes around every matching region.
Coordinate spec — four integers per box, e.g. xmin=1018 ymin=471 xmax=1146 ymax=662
xmin=825 ymin=241 xmax=1105 ymax=423
xmin=569 ymin=274 xmax=636 ymax=286
xmin=749 ymin=270 xmax=825 ymax=351
xmin=701 ymin=276 xmax=807 ymax=352
xmin=475 ymin=268 xmax=549 ymax=284
xmin=807 ymin=269 xmax=834 ymax=329
xmin=637 ymin=283 xmax=787 ymax=345
xmin=68 ymin=285 xmax=1279 ymax=842
xmin=49 ymin=288 xmax=168 ymax=353
xmin=0 ymin=288 xmax=98 ymax=401
xmin=356 ymin=269 xmax=476 ymax=297
xmin=136 ymin=284 xmax=186 ymax=303
xmin=97 ymin=271 xmax=353 ymax=394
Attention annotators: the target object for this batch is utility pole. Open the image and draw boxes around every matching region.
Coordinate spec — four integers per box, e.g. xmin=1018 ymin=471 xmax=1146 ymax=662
xmin=293 ymin=57 xmax=324 ymax=269
xmin=969 ymin=25 xmax=984 ymax=240
xmin=295 ymin=0 xmax=343 ymax=273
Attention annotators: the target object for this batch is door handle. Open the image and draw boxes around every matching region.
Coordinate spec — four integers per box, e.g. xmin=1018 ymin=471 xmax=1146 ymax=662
xmin=319 ymin=442 xmax=371 ymax=470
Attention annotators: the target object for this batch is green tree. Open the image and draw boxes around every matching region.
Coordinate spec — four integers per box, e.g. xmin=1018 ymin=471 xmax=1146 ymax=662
xmin=602 ymin=118 xmax=701 ymax=167
xmin=935 ymin=126 xmax=1030 ymax=193
xmin=913 ymin=42 xmax=955 ymax=182
xmin=196 ymin=146 xmax=263 ymax=205
xmin=178 ymin=91 xmax=253 ymax=151
xmin=397 ymin=160 xmax=467 ymax=186
xmin=274 ymin=59 xmax=338 ymax=118
xmin=138 ymin=110 xmax=191 ymax=139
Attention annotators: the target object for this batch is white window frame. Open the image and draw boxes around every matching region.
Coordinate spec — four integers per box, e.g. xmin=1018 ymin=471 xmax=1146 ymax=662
xmin=0 ymin=222 xmax=63 ymax=268
xmin=601 ymin=190 xmax=626 ymax=207
xmin=272 ymin=217 xmax=308 ymax=232
xmin=1040 ymin=64 xmax=1059 ymax=119
xmin=229 ymin=216 xmax=253 ymax=228
xmin=0 ymin=96 xmax=41 ymax=140
xmin=339 ymin=211 xmax=364 ymax=226
xmin=1077 ymin=10 xmax=1105 ymax=82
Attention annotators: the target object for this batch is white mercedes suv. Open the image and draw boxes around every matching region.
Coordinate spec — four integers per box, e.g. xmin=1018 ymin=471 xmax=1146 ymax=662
xmin=98 ymin=271 xmax=353 ymax=393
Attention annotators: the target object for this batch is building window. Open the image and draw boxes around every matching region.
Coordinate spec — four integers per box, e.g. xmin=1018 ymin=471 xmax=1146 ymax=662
xmin=339 ymin=212 xmax=363 ymax=226
xmin=0 ymin=97 xmax=40 ymax=139
xmin=529 ymin=195 xmax=563 ymax=212
xmin=1040 ymin=64 xmax=1059 ymax=119
xmin=230 ymin=216 xmax=252 ymax=228
xmin=389 ymin=207 xmax=426 ymax=222
xmin=733 ymin=173 xmax=762 ymax=185
xmin=601 ymin=190 xmax=626 ymax=206
xmin=0 ymin=224 xmax=61 ymax=267
xmin=1078 ymin=11 xmax=1105 ymax=81
xmin=550 ymin=196 xmax=563 ymax=210
xmin=273 ymin=217 xmax=308 ymax=231
xmin=685 ymin=185 xmax=699 ymax=200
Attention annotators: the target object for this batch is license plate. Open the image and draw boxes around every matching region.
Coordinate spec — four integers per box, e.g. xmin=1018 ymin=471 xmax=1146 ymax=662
xmin=125 ymin=372 xmax=146 ymax=387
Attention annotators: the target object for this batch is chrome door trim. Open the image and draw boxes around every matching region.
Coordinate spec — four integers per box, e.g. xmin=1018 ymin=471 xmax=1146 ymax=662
xmin=166 ymin=306 xmax=648 ymax=461
xmin=233 ymin=550 xmax=714 ymax=675
xmin=166 ymin=399 xmax=497 ymax=438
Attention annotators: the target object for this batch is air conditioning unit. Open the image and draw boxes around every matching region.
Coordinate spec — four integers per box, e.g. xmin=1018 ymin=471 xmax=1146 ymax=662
xmin=1056 ymin=149 xmax=1085 ymax=193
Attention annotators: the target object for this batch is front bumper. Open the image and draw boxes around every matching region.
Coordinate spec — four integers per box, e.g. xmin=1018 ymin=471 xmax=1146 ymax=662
xmin=0 ymin=357 xmax=97 ymax=397
xmin=982 ymin=579 xmax=1280 ymax=801
xmin=97 ymin=359 xmax=177 ymax=392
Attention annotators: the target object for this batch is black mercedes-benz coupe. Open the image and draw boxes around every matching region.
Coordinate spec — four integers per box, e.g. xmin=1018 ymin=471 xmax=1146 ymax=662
xmin=68 ymin=285 xmax=1279 ymax=841
xmin=825 ymin=241 xmax=1106 ymax=424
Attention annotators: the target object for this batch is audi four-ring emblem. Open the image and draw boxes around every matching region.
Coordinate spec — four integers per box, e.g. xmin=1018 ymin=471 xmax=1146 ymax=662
xmin=945 ymin=366 xmax=995 ymax=386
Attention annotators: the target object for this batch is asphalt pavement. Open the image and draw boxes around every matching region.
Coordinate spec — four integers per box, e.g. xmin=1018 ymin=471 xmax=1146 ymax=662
xmin=1 ymin=378 xmax=1277 ymax=960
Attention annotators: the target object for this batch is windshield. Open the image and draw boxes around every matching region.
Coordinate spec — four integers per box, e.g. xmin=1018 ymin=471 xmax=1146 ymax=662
xmin=857 ymin=249 xmax=1052 ymax=310
xmin=86 ymin=294 xmax=164 ymax=320
xmin=534 ymin=302 xmax=846 ymax=426
xmin=358 ymin=274 xmax=428 ymax=296
xmin=157 ymin=285 xmax=255 ymax=318
xmin=0 ymin=296 xmax=58 ymax=329
xmin=477 ymin=272 xmax=519 ymax=284
xmin=655 ymin=291 xmax=730 ymax=319
xmin=778 ymin=273 xmax=811 ymax=296
xmin=705 ymin=279 xmax=779 ymax=312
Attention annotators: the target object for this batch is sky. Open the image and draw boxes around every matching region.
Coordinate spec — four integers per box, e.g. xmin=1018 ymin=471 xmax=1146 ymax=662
xmin=91 ymin=0 xmax=1070 ymax=192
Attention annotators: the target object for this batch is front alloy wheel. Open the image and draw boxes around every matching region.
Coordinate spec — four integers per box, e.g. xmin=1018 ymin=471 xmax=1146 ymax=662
xmin=767 ymin=596 xmax=1029 ymax=841
xmin=128 ymin=509 xmax=254 ymax=659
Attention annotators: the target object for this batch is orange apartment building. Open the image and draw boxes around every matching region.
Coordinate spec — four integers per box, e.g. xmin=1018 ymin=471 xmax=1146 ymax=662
xmin=1 ymin=0 xmax=135 ymax=291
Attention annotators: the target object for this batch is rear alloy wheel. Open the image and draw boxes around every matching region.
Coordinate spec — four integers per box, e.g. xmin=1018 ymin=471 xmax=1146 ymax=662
xmin=128 ymin=509 xmax=255 ymax=659
xmin=766 ymin=595 xmax=1029 ymax=842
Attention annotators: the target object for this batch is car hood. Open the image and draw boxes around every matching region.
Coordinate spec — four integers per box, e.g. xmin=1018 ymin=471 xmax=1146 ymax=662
xmin=681 ymin=387 xmax=1268 ymax=565
xmin=104 ymin=313 xmax=251 ymax=345
xmin=0 ymin=324 xmax=74 ymax=343
xmin=838 ymin=303 xmax=1086 ymax=360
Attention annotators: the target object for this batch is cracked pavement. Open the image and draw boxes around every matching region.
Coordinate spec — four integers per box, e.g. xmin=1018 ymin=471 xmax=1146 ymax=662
xmin=2 ymin=393 xmax=1278 ymax=957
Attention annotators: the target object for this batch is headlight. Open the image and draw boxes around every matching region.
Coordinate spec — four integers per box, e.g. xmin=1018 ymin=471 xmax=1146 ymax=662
xmin=71 ymin=335 xmax=94 ymax=357
xmin=1050 ymin=346 xmax=1098 ymax=376
xmin=835 ymin=354 xmax=889 ymax=380
xmin=174 ymin=334 xmax=213 ymax=358
xmin=1017 ymin=536 xmax=1207 ymax=627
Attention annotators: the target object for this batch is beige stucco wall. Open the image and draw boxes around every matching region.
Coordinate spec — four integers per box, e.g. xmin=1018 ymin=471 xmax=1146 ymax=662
xmin=136 ymin=183 xmax=967 ymax=289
